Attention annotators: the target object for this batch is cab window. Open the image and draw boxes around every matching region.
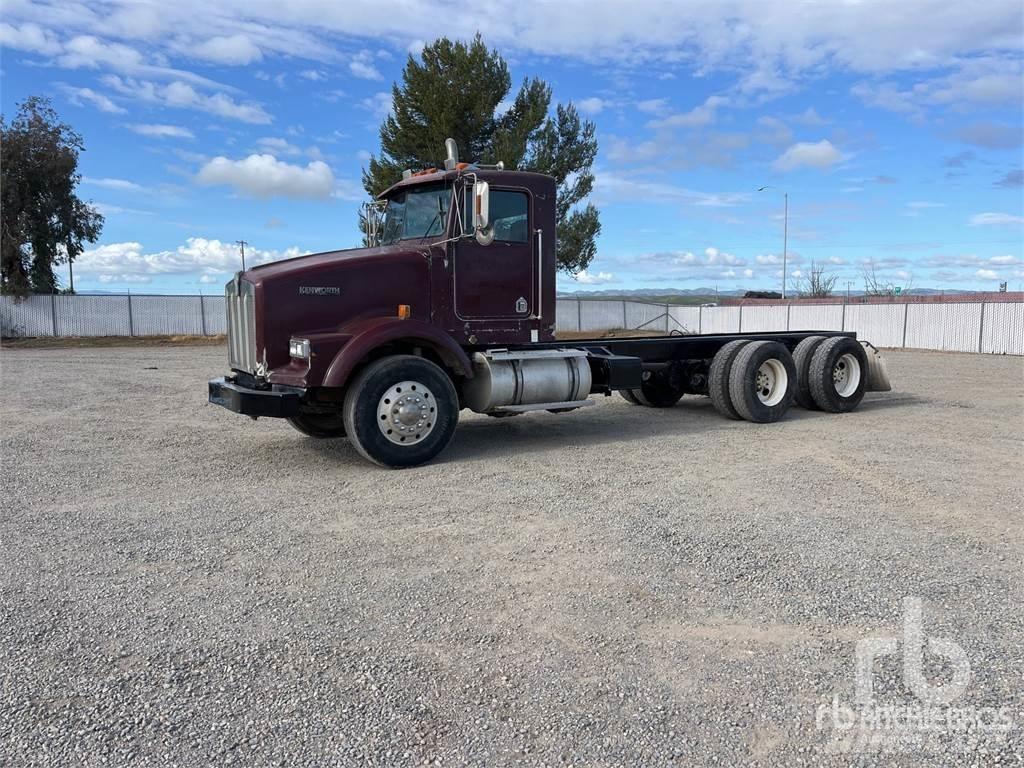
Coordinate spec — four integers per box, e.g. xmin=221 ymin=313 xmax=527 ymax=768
xmin=464 ymin=189 xmax=529 ymax=243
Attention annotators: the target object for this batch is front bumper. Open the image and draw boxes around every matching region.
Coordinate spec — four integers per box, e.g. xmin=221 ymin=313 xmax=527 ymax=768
xmin=208 ymin=376 xmax=303 ymax=418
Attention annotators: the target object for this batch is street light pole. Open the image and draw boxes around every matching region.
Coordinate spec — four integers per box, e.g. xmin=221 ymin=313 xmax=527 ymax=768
xmin=758 ymin=186 xmax=788 ymax=299
xmin=235 ymin=240 xmax=248 ymax=272
xmin=782 ymin=192 xmax=788 ymax=300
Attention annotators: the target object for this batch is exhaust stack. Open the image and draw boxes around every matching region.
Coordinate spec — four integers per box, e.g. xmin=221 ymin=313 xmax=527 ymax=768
xmin=444 ymin=138 xmax=459 ymax=170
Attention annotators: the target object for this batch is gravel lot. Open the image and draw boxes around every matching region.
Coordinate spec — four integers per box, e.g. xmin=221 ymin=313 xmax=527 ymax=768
xmin=1 ymin=344 xmax=1021 ymax=767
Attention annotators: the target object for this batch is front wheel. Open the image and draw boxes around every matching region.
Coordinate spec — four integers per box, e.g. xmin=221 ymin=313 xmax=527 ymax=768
xmin=343 ymin=355 xmax=459 ymax=468
xmin=287 ymin=412 xmax=347 ymax=438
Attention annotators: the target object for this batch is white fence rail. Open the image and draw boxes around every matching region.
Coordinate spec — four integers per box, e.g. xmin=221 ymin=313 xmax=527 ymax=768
xmin=555 ymin=298 xmax=1023 ymax=355
xmin=2 ymin=294 xmax=1021 ymax=355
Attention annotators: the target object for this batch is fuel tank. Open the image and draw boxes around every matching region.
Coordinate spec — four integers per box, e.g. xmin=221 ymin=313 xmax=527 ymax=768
xmin=463 ymin=349 xmax=592 ymax=413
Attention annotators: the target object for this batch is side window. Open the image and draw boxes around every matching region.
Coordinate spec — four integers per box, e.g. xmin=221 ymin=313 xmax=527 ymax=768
xmin=463 ymin=188 xmax=529 ymax=243
xmin=490 ymin=191 xmax=529 ymax=243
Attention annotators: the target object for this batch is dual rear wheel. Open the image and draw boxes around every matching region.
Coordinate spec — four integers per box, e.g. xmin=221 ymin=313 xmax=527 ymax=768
xmin=707 ymin=335 xmax=867 ymax=421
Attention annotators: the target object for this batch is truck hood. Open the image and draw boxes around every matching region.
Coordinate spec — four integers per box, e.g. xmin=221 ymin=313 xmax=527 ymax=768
xmin=234 ymin=242 xmax=435 ymax=374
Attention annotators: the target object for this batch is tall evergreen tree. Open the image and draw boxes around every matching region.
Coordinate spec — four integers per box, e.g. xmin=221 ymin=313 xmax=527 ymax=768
xmin=362 ymin=35 xmax=600 ymax=273
xmin=1 ymin=97 xmax=104 ymax=296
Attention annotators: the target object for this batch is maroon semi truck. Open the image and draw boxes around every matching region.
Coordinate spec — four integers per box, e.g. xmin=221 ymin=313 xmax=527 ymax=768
xmin=209 ymin=139 xmax=890 ymax=467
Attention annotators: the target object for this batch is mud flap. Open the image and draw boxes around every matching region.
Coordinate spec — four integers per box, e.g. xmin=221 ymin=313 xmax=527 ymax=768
xmin=860 ymin=341 xmax=892 ymax=392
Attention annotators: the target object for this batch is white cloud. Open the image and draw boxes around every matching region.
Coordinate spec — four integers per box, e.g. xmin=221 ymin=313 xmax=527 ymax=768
xmin=196 ymin=154 xmax=335 ymax=199
xmin=648 ymin=95 xmax=728 ymax=129
xmin=361 ymin=91 xmax=393 ymax=120
xmin=0 ymin=22 xmax=61 ymax=55
xmin=349 ymin=50 xmax=382 ymax=80
xmin=969 ymin=212 xmax=1024 ymax=226
xmin=772 ymin=139 xmax=843 ymax=171
xmin=77 ymin=238 xmax=305 ymax=282
xmin=577 ymin=97 xmax=607 ymax=115
xmin=975 ymin=269 xmax=999 ymax=280
xmin=989 ymin=255 xmax=1018 ymax=265
xmin=4 ymin=1 xmax=1021 ymax=107
xmin=594 ymin=172 xmax=748 ymax=208
xmin=56 ymin=35 xmax=224 ymax=88
xmin=103 ymin=75 xmax=271 ymax=124
xmin=743 ymin=268 xmax=754 ymax=278
xmin=572 ymin=269 xmax=615 ymax=285
xmin=83 ymin=177 xmax=145 ymax=191
xmin=192 ymin=34 xmax=263 ymax=65
xmin=636 ymin=98 xmax=669 ymax=115
xmin=60 ymin=85 xmax=126 ymax=114
xmin=128 ymin=123 xmax=194 ymax=138
xmin=255 ymin=137 xmax=302 ymax=156
xmin=300 ymin=69 xmax=326 ymax=81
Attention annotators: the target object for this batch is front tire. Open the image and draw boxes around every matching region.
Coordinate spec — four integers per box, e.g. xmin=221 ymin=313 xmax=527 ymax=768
xmin=287 ymin=412 xmax=347 ymax=438
xmin=342 ymin=355 xmax=459 ymax=468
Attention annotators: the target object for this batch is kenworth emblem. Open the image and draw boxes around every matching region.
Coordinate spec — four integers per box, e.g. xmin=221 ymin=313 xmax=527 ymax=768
xmin=299 ymin=286 xmax=341 ymax=296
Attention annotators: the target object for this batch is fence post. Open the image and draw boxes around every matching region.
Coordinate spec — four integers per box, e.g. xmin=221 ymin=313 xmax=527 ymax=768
xmin=577 ymin=299 xmax=582 ymax=332
xmin=977 ymin=302 xmax=985 ymax=353
xmin=738 ymin=303 xmax=744 ymax=332
xmin=786 ymin=304 xmax=791 ymax=331
xmin=622 ymin=300 xmax=627 ymax=330
xmin=841 ymin=300 xmax=846 ymax=331
xmin=698 ymin=305 xmax=702 ymax=334
xmin=200 ymin=295 xmax=208 ymax=336
xmin=664 ymin=304 xmax=670 ymax=333
xmin=901 ymin=303 xmax=909 ymax=348
xmin=127 ymin=294 xmax=134 ymax=336
xmin=50 ymin=293 xmax=58 ymax=337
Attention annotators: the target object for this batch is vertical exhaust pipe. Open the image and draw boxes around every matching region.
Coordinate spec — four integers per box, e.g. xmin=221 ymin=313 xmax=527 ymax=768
xmin=444 ymin=138 xmax=459 ymax=170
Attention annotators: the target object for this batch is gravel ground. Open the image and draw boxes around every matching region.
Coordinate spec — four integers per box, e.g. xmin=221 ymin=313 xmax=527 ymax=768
xmin=1 ymin=345 xmax=1021 ymax=767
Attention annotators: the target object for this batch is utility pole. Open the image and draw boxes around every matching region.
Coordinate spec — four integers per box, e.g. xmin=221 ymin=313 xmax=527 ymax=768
xmin=68 ymin=258 xmax=75 ymax=294
xmin=236 ymin=240 xmax=248 ymax=272
xmin=846 ymin=280 xmax=853 ymax=301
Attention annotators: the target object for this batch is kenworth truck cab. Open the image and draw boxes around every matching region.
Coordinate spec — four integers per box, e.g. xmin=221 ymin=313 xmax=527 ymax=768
xmin=209 ymin=139 xmax=890 ymax=467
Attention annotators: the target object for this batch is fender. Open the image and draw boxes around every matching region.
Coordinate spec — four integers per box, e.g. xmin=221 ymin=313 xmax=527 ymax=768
xmin=322 ymin=317 xmax=473 ymax=388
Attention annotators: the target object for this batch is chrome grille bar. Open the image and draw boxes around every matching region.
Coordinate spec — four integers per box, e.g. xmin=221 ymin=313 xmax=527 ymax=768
xmin=225 ymin=278 xmax=256 ymax=373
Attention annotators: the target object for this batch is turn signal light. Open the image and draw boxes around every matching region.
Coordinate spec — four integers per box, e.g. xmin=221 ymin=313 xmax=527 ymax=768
xmin=397 ymin=304 xmax=411 ymax=319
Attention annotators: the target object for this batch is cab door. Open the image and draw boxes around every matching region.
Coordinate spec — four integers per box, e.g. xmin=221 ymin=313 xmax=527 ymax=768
xmin=453 ymin=188 xmax=534 ymax=320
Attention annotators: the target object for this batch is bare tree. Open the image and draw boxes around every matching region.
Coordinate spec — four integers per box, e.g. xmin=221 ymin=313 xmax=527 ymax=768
xmin=796 ymin=260 xmax=838 ymax=298
xmin=862 ymin=259 xmax=913 ymax=297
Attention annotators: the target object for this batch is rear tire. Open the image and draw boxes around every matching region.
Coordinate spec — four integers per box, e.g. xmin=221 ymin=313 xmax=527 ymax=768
xmin=342 ymin=355 xmax=459 ymax=468
xmin=619 ymin=389 xmax=643 ymax=405
xmin=708 ymin=339 xmax=750 ymax=419
xmin=792 ymin=335 xmax=828 ymax=410
xmin=633 ymin=378 xmax=684 ymax=408
xmin=287 ymin=412 xmax=347 ymax=438
xmin=728 ymin=340 xmax=796 ymax=423
xmin=808 ymin=337 xmax=868 ymax=413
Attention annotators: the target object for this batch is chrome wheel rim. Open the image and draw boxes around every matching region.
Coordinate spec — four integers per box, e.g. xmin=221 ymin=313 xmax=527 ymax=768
xmin=833 ymin=353 xmax=861 ymax=398
xmin=755 ymin=359 xmax=788 ymax=406
xmin=377 ymin=380 xmax=436 ymax=446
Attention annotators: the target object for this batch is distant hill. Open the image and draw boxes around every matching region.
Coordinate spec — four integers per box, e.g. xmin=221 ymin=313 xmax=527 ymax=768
xmin=557 ymin=287 xmax=991 ymax=305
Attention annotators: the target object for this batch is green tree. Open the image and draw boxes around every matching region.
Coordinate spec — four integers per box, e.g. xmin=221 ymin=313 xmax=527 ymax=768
xmin=362 ymin=35 xmax=600 ymax=273
xmin=1 ymin=96 xmax=104 ymax=296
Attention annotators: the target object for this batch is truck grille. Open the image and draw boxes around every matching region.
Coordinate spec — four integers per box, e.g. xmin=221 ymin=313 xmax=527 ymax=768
xmin=225 ymin=278 xmax=257 ymax=373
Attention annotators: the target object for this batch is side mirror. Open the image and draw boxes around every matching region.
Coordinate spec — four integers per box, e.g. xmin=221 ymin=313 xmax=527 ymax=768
xmin=473 ymin=181 xmax=494 ymax=246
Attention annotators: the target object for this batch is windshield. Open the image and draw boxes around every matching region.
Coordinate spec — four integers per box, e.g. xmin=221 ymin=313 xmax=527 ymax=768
xmin=380 ymin=184 xmax=451 ymax=245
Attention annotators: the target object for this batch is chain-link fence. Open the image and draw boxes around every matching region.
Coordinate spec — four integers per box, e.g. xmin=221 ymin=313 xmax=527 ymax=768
xmin=2 ymin=294 xmax=1021 ymax=354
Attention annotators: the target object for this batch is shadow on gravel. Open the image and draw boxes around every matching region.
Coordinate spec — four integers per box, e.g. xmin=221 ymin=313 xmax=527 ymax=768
xmin=294 ymin=392 xmax=917 ymax=467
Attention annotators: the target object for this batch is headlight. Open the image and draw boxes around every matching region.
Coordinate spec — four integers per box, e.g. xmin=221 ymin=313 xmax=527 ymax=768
xmin=288 ymin=338 xmax=310 ymax=359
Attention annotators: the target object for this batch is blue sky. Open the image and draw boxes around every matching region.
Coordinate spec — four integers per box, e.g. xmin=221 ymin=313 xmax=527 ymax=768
xmin=2 ymin=0 xmax=1022 ymax=295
